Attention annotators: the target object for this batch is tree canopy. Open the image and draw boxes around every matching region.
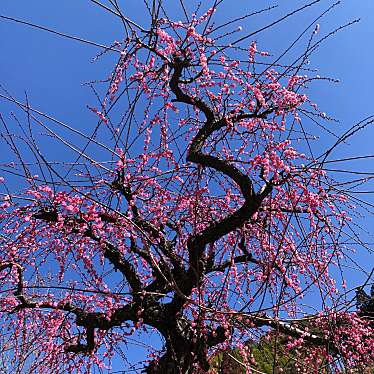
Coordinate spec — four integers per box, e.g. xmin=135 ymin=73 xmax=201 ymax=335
xmin=0 ymin=1 xmax=373 ymax=373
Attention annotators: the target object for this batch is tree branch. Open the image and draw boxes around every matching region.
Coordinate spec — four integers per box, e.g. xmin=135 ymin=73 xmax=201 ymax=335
xmin=33 ymin=208 xmax=143 ymax=294
xmin=168 ymin=57 xmax=273 ymax=304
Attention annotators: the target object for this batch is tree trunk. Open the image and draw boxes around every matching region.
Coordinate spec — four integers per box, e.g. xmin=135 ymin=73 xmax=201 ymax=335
xmin=145 ymin=322 xmax=210 ymax=374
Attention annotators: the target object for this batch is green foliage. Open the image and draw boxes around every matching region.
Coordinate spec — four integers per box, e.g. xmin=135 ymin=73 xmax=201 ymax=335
xmin=209 ymin=334 xmax=328 ymax=374
xmin=210 ymin=349 xmax=245 ymax=374
xmin=250 ymin=336 xmax=327 ymax=374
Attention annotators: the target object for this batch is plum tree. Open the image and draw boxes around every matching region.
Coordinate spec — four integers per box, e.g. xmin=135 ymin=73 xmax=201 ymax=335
xmin=0 ymin=1 xmax=373 ymax=373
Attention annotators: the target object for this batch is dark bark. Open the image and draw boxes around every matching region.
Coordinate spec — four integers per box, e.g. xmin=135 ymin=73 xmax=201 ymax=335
xmin=145 ymin=319 xmax=226 ymax=374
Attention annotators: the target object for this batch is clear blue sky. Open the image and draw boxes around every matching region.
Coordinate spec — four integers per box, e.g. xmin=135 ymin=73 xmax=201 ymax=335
xmin=1 ymin=1 xmax=374 ymax=167
xmin=1 ymin=1 xmax=373 ymax=372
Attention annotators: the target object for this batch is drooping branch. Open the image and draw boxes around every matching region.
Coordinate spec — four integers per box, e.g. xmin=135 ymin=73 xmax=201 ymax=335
xmin=0 ymin=261 xmax=142 ymax=353
xmin=110 ymin=177 xmax=186 ymax=295
xmin=33 ymin=208 xmax=142 ymax=294
xmin=246 ymin=314 xmax=328 ymax=347
xmin=111 ymin=176 xmax=182 ymax=271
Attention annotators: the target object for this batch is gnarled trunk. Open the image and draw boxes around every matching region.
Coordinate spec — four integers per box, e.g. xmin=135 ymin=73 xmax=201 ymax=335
xmin=145 ymin=319 xmax=210 ymax=374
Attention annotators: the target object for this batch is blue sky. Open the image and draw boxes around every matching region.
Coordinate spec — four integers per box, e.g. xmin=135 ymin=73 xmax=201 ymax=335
xmin=1 ymin=0 xmax=374 ymax=169
xmin=1 ymin=0 xmax=374 ymax=372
